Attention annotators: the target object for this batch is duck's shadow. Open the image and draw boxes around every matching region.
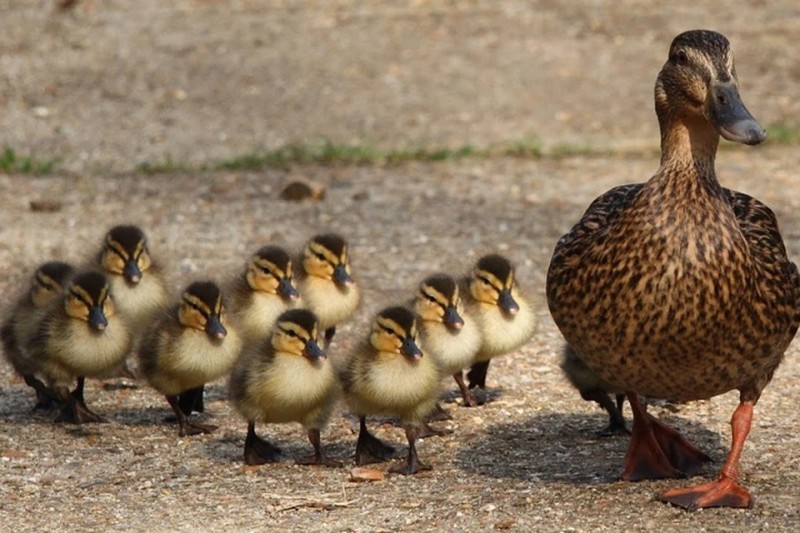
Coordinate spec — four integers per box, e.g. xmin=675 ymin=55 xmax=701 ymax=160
xmin=454 ymin=412 xmax=724 ymax=484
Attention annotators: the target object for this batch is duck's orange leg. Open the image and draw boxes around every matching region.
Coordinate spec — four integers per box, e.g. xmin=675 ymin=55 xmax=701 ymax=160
xmin=622 ymin=393 xmax=711 ymax=481
xmin=658 ymin=401 xmax=754 ymax=510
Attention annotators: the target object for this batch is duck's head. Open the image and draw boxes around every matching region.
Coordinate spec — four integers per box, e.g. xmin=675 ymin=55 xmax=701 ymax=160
xmin=99 ymin=225 xmax=154 ymax=285
xmin=302 ymin=233 xmax=355 ymax=289
xmin=246 ymin=245 xmax=299 ymax=301
xmin=414 ymin=274 xmax=464 ymax=332
xmin=64 ymin=271 xmax=114 ymax=331
xmin=656 ymin=29 xmax=766 ymax=146
xmin=271 ymin=308 xmax=325 ymax=361
xmin=469 ymin=254 xmax=520 ymax=317
xmin=31 ymin=261 xmax=74 ymax=308
xmin=370 ymin=306 xmax=423 ymax=360
xmin=179 ymin=281 xmax=228 ymax=341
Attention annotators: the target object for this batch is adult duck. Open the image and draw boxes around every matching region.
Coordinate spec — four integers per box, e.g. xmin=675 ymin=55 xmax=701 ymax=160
xmin=546 ymin=29 xmax=799 ymax=510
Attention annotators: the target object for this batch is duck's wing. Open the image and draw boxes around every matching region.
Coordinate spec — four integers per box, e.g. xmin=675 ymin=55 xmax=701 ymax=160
xmin=725 ymin=189 xmax=800 ymax=323
xmin=548 ymin=183 xmax=643 ymax=270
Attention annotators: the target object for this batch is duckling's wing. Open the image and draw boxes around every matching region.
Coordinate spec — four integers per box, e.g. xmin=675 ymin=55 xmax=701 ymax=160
xmin=549 ymin=183 xmax=643 ymax=267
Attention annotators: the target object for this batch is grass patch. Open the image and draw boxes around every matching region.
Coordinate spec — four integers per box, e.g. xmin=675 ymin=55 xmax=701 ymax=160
xmin=766 ymin=122 xmax=800 ymax=144
xmin=0 ymin=147 xmax=59 ymax=175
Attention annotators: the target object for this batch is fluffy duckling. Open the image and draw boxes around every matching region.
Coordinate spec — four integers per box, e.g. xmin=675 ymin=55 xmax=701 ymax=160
xmin=26 ymin=271 xmax=132 ymax=423
xmin=560 ymin=344 xmax=627 ymax=436
xmin=139 ymin=281 xmax=242 ymax=437
xmin=229 ymin=309 xmax=338 ymax=465
xmin=96 ymin=224 xmax=169 ymax=337
xmin=296 ymin=233 xmax=360 ymax=346
xmin=228 ymin=245 xmax=299 ymax=347
xmin=546 ymin=30 xmax=797 ymax=509
xmin=413 ymin=273 xmax=482 ymax=408
xmin=340 ymin=306 xmax=440 ymax=475
xmin=464 ymin=254 xmax=536 ymax=392
xmin=1 ymin=261 xmax=75 ymax=409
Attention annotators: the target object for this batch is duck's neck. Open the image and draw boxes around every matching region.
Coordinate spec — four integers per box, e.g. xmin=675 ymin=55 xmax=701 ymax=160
xmin=657 ymin=115 xmax=722 ymax=194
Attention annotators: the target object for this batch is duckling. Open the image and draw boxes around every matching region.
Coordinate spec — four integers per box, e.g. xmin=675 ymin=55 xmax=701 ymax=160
xmin=1 ymin=261 xmax=75 ymax=409
xmin=228 ymin=245 xmax=299 ymax=347
xmin=25 ymin=271 xmax=132 ymax=423
xmin=96 ymin=224 xmax=169 ymax=351
xmin=560 ymin=344 xmax=627 ymax=437
xmin=546 ymin=30 xmax=798 ymax=510
xmin=412 ymin=273 xmax=482 ymax=408
xmin=463 ymin=254 xmax=536 ymax=393
xmin=229 ymin=308 xmax=338 ymax=465
xmin=340 ymin=306 xmax=440 ymax=475
xmin=139 ymin=281 xmax=242 ymax=437
xmin=296 ymin=233 xmax=360 ymax=346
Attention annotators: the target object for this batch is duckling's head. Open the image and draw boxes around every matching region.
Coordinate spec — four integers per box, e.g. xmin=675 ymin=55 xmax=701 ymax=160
xmin=469 ymin=254 xmax=520 ymax=316
xmin=31 ymin=261 xmax=74 ymax=308
xmin=179 ymin=281 xmax=228 ymax=340
xmin=246 ymin=245 xmax=299 ymax=301
xmin=64 ymin=271 xmax=114 ymax=331
xmin=414 ymin=274 xmax=464 ymax=332
xmin=655 ymin=29 xmax=766 ymax=146
xmin=99 ymin=225 xmax=154 ymax=285
xmin=370 ymin=306 xmax=423 ymax=360
xmin=302 ymin=233 xmax=355 ymax=289
xmin=271 ymin=308 xmax=325 ymax=361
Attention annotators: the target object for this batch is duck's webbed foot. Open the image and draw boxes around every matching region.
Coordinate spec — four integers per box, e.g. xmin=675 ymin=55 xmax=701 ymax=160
xmin=355 ymin=417 xmax=395 ymax=465
xmin=417 ymin=421 xmax=453 ymax=439
xmin=166 ymin=395 xmax=215 ymax=437
xmin=389 ymin=426 xmax=432 ymax=475
xmin=622 ymin=393 xmax=710 ymax=481
xmin=296 ymin=428 xmax=341 ymax=467
xmin=25 ymin=374 xmax=61 ymax=410
xmin=55 ymin=385 xmax=107 ymax=424
xmin=453 ymin=372 xmax=480 ymax=407
xmin=243 ymin=422 xmax=281 ymax=465
xmin=585 ymin=390 xmax=629 ymax=437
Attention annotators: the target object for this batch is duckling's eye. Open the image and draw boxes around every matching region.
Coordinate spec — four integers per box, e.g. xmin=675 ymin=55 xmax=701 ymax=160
xmin=314 ymin=252 xmax=326 ymax=261
xmin=673 ymin=50 xmax=689 ymax=66
xmin=478 ymin=276 xmax=491 ymax=286
xmin=423 ymin=293 xmax=437 ymax=303
xmin=381 ymin=326 xmax=395 ymax=336
xmin=285 ymin=329 xmax=298 ymax=338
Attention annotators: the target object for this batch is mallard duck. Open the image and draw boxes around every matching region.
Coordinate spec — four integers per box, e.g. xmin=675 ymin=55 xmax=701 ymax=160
xmin=25 ymin=270 xmax=132 ymax=423
xmin=463 ymin=254 xmax=536 ymax=392
xmin=296 ymin=233 xmax=360 ymax=346
xmin=229 ymin=308 xmax=338 ymax=465
xmin=139 ymin=281 xmax=242 ymax=437
xmin=546 ymin=30 xmax=799 ymax=510
xmin=413 ymin=273 xmax=482 ymax=408
xmin=228 ymin=245 xmax=299 ymax=346
xmin=1 ymin=261 xmax=75 ymax=409
xmin=560 ymin=344 xmax=627 ymax=437
xmin=340 ymin=306 xmax=440 ymax=475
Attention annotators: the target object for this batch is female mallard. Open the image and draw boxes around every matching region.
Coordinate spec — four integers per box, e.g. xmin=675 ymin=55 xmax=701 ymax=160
xmin=546 ymin=30 xmax=799 ymax=510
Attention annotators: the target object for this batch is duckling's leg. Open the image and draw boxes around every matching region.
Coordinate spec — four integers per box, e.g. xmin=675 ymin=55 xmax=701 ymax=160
xmin=244 ymin=422 xmax=282 ymax=465
xmin=452 ymin=371 xmax=479 ymax=407
xmin=581 ymin=389 xmax=629 ymax=437
xmin=165 ymin=395 xmax=216 ymax=437
xmin=355 ymin=416 xmax=396 ymax=465
xmin=657 ymin=401 xmax=754 ymax=510
xmin=297 ymin=428 xmax=341 ymax=467
xmin=54 ymin=380 xmax=107 ymax=424
xmin=466 ymin=361 xmax=490 ymax=389
xmin=177 ymin=385 xmax=205 ymax=415
xmin=389 ymin=425 xmax=432 ymax=475
xmin=24 ymin=374 xmax=60 ymax=410
xmin=621 ymin=393 xmax=710 ymax=481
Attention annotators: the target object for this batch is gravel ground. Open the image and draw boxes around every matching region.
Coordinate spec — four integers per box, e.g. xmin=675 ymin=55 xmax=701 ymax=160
xmin=1 ymin=2 xmax=800 ymax=532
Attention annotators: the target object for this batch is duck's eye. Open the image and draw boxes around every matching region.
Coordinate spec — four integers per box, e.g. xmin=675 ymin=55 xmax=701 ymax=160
xmin=424 ymin=293 xmax=437 ymax=303
xmin=284 ymin=329 xmax=298 ymax=338
xmin=478 ymin=276 xmax=491 ymax=286
xmin=673 ymin=50 xmax=689 ymax=66
xmin=314 ymin=252 xmax=326 ymax=261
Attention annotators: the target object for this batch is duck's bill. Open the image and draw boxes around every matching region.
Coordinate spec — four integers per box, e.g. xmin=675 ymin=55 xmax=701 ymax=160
xmin=303 ymin=340 xmax=326 ymax=361
xmin=708 ymin=82 xmax=767 ymax=146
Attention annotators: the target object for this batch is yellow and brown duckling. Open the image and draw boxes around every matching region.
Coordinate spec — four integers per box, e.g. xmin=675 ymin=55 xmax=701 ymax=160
xmin=228 ymin=245 xmax=299 ymax=347
xmin=139 ymin=281 xmax=242 ymax=437
xmin=546 ymin=30 xmax=798 ymax=510
xmin=463 ymin=254 xmax=536 ymax=393
xmin=413 ymin=273 xmax=481 ymax=408
xmin=96 ymin=224 xmax=169 ymax=337
xmin=296 ymin=233 xmax=360 ymax=346
xmin=1 ymin=261 xmax=75 ymax=409
xmin=340 ymin=306 xmax=440 ymax=475
xmin=229 ymin=308 xmax=338 ymax=466
xmin=25 ymin=270 xmax=132 ymax=423
xmin=560 ymin=344 xmax=627 ymax=437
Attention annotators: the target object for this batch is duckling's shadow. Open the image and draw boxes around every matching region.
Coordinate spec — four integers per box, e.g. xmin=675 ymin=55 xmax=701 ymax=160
xmin=454 ymin=412 xmax=723 ymax=484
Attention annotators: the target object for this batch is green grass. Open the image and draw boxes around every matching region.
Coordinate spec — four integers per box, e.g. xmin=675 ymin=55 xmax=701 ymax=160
xmin=0 ymin=147 xmax=59 ymax=175
xmin=766 ymin=122 xmax=800 ymax=144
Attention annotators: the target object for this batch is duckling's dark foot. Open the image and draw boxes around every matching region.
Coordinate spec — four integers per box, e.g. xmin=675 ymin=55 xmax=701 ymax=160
xmin=586 ymin=390 xmax=629 ymax=437
xmin=657 ymin=476 xmax=753 ymax=511
xmin=622 ymin=394 xmax=710 ymax=481
xmin=179 ymin=421 xmax=217 ymax=437
xmin=467 ymin=361 xmax=490 ymax=389
xmin=26 ymin=375 xmax=61 ymax=410
xmin=428 ymin=403 xmax=453 ymax=422
xmin=596 ymin=420 xmax=631 ymax=438
xmin=389 ymin=426 xmax=431 ymax=475
xmin=296 ymin=428 xmax=341 ymax=467
xmin=355 ymin=417 xmax=395 ymax=465
xmin=244 ymin=422 xmax=281 ymax=465
xmin=453 ymin=372 xmax=479 ymax=407
xmin=55 ymin=401 xmax=107 ymax=424
xmin=178 ymin=386 xmax=205 ymax=416
xmin=418 ymin=421 xmax=453 ymax=439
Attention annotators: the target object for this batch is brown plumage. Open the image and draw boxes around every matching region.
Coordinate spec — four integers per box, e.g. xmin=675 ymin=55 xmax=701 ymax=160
xmin=547 ymin=30 xmax=799 ymax=510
